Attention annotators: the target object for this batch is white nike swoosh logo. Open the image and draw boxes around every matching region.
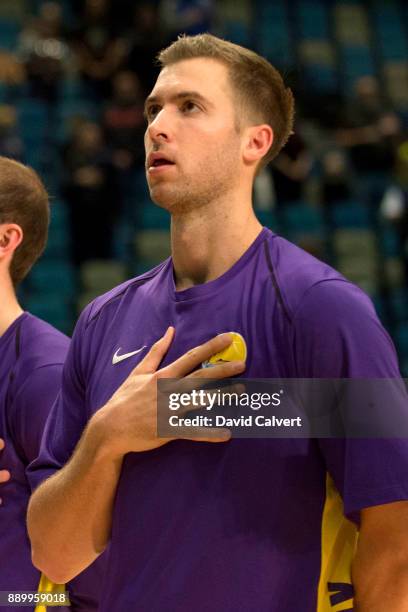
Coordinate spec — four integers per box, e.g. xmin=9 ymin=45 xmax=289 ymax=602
xmin=112 ymin=346 xmax=147 ymax=365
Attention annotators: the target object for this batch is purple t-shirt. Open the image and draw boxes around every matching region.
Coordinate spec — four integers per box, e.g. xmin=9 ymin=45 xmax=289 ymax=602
xmin=0 ymin=314 xmax=68 ymax=603
xmin=0 ymin=313 xmax=104 ymax=611
xmin=29 ymin=229 xmax=408 ymax=611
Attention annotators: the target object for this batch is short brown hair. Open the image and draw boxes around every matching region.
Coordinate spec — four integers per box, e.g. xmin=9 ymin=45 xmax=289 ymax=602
xmin=158 ymin=33 xmax=295 ymax=166
xmin=0 ymin=157 xmax=49 ymax=286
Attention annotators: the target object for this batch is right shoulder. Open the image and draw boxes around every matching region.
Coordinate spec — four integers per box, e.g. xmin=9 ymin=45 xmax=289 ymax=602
xmin=67 ymin=259 xmax=171 ymax=380
xmin=81 ymin=259 xmax=170 ymax=329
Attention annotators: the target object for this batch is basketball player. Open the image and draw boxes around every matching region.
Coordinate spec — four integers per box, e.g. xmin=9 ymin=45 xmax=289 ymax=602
xmin=0 ymin=157 xmax=102 ymax=610
xmin=28 ymin=36 xmax=408 ymax=611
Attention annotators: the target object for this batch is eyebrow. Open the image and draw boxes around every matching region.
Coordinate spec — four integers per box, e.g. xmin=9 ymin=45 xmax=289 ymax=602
xmin=143 ymin=90 xmax=212 ymax=118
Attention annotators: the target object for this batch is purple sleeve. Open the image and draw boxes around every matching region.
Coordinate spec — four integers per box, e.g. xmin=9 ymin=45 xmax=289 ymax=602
xmin=292 ymin=279 xmax=408 ymax=520
xmin=27 ymin=312 xmax=90 ymax=492
xmin=8 ymin=364 xmax=64 ymax=465
xmin=292 ymin=279 xmax=400 ymax=378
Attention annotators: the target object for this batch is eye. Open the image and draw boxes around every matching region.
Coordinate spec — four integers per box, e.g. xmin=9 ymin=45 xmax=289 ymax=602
xmin=181 ymin=100 xmax=200 ymax=114
xmin=146 ymin=104 xmax=161 ymax=121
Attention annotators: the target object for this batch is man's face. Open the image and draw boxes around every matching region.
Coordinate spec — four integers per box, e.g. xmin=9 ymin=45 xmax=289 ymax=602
xmin=144 ymin=58 xmax=243 ymax=212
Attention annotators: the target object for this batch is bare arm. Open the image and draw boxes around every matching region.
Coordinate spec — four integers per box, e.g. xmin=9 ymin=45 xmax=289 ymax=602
xmin=27 ymin=329 xmax=244 ymax=583
xmin=27 ymin=414 xmax=122 ymax=583
xmin=352 ymin=501 xmax=408 ymax=611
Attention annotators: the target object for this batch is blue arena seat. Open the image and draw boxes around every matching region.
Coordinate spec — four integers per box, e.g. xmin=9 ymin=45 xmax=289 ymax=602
xmin=297 ymin=1 xmax=330 ymax=39
xmin=28 ymin=260 xmax=77 ymax=297
xmin=0 ymin=82 xmax=8 ymax=103
xmin=340 ymin=45 xmax=376 ymax=90
xmin=281 ymin=203 xmax=326 ymax=247
xmin=379 ymin=226 xmax=401 ymax=258
xmin=395 ymin=321 xmax=408 ymax=358
xmin=44 ymin=206 xmax=71 ymax=259
xmin=331 ymin=201 xmax=371 ymax=228
xmin=223 ymin=21 xmax=251 ymax=46
xmin=389 ymin=288 xmax=408 ymax=323
xmin=23 ymin=293 xmax=74 ymax=336
xmin=131 ymin=261 xmax=153 ymax=277
xmin=17 ymin=99 xmax=49 ymax=140
xmin=141 ymin=203 xmax=170 ymax=230
xmin=371 ymin=293 xmax=388 ymax=326
xmin=0 ymin=19 xmax=20 ymax=51
xmin=257 ymin=2 xmax=293 ymax=64
xmin=256 ymin=210 xmax=279 ymax=231
xmin=59 ymin=77 xmax=87 ymax=101
xmin=303 ymin=64 xmax=338 ymax=92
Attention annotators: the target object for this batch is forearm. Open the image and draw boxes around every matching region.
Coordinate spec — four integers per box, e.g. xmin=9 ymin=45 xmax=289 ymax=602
xmin=353 ymin=547 xmax=408 ymax=611
xmin=27 ymin=410 xmax=123 ymax=583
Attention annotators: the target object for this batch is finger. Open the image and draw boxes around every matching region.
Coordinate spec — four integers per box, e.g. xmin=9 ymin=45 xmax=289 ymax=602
xmin=161 ymin=364 xmax=245 ymax=397
xmin=0 ymin=470 xmax=10 ymax=484
xmin=137 ymin=326 xmax=175 ymax=374
xmin=160 ymin=333 xmax=235 ymax=378
xmin=0 ymin=438 xmax=4 ymax=451
xmin=187 ymin=361 xmax=246 ymax=380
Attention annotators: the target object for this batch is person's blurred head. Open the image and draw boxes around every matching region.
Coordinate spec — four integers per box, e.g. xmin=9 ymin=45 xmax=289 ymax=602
xmin=0 ymin=157 xmax=49 ymax=287
xmin=74 ymin=121 xmax=104 ymax=154
xmin=378 ymin=113 xmax=401 ymax=137
xmin=85 ymin=0 xmax=109 ymax=20
xmin=133 ymin=3 xmax=158 ymax=31
xmin=37 ymin=1 xmax=62 ymax=36
xmin=144 ymin=34 xmax=294 ymax=212
xmin=112 ymin=71 xmax=142 ymax=105
xmin=354 ymin=76 xmax=380 ymax=102
xmin=0 ymin=105 xmax=17 ymax=134
xmin=322 ymin=150 xmax=347 ymax=177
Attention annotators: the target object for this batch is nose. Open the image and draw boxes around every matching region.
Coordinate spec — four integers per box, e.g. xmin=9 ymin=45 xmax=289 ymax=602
xmin=146 ymin=108 xmax=171 ymax=143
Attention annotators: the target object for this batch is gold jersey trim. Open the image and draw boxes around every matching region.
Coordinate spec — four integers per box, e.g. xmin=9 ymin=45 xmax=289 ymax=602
xmin=317 ymin=473 xmax=358 ymax=612
xmin=34 ymin=574 xmax=66 ymax=611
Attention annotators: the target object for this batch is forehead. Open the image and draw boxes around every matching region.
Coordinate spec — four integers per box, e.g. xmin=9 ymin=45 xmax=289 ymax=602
xmin=149 ymin=58 xmax=233 ymax=102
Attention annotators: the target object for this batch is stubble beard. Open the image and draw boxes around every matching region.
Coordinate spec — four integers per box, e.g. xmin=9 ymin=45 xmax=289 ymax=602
xmin=148 ymin=147 xmax=240 ymax=215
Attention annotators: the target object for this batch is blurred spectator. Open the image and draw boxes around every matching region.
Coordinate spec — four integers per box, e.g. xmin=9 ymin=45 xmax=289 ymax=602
xmin=395 ymin=138 xmax=408 ymax=189
xmin=62 ymin=121 xmax=118 ymax=266
xmin=0 ymin=52 xmax=26 ymax=87
xmin=381 ymin=137 xmax=408 ymax=282
xmin=270 ymin=131 xmax=313 ymax=205
xmin=17 ymin=1 xmax=71 ymax=103
xmin=321 ymin=150 xmax=351 ymax=206
xmin=0 ymin=105 xmax=23 ymax=160
xmin=103 ymin=70 xmax=145 ymax=170
xmin=73 ymin=0 xmax=127 ymax=98
xmin=125 ymin=3 xmax=168 ymax=97
xmin=336 ymin=76 xmax=401 ymax=176
xmin=159 ymin=0 xmax=214 ymax=37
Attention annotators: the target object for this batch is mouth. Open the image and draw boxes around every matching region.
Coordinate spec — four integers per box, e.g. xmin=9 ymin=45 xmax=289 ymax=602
xmin=147 ymin=155 xmax=176 ymax=174
xmin=151 ymin=158 xmax=174 ymax=168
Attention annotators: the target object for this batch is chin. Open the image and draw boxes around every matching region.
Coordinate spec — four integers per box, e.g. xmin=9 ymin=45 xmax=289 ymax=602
xmin=150 ymin=192 xmax=175 ymax=212
xmin=149 ymin=184 xmax=184 ymax=212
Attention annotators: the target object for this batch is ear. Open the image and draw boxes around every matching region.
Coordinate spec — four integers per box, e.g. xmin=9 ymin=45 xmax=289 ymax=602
xmin=0 ymin=223 xmax=23 ymax=260
xmin=242 ymin=124 xmax=274 ymax=166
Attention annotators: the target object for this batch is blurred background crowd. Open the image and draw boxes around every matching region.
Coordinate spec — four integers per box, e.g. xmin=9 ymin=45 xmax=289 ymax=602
xmin=0 ymin=0 xmax=407 ymax=370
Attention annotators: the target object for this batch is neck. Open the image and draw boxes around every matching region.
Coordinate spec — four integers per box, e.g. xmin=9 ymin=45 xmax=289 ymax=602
xmin=170 ymin=189 xmax=262 ymax=290
xmin=0 ymin=270 xmax=23 ymax=338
